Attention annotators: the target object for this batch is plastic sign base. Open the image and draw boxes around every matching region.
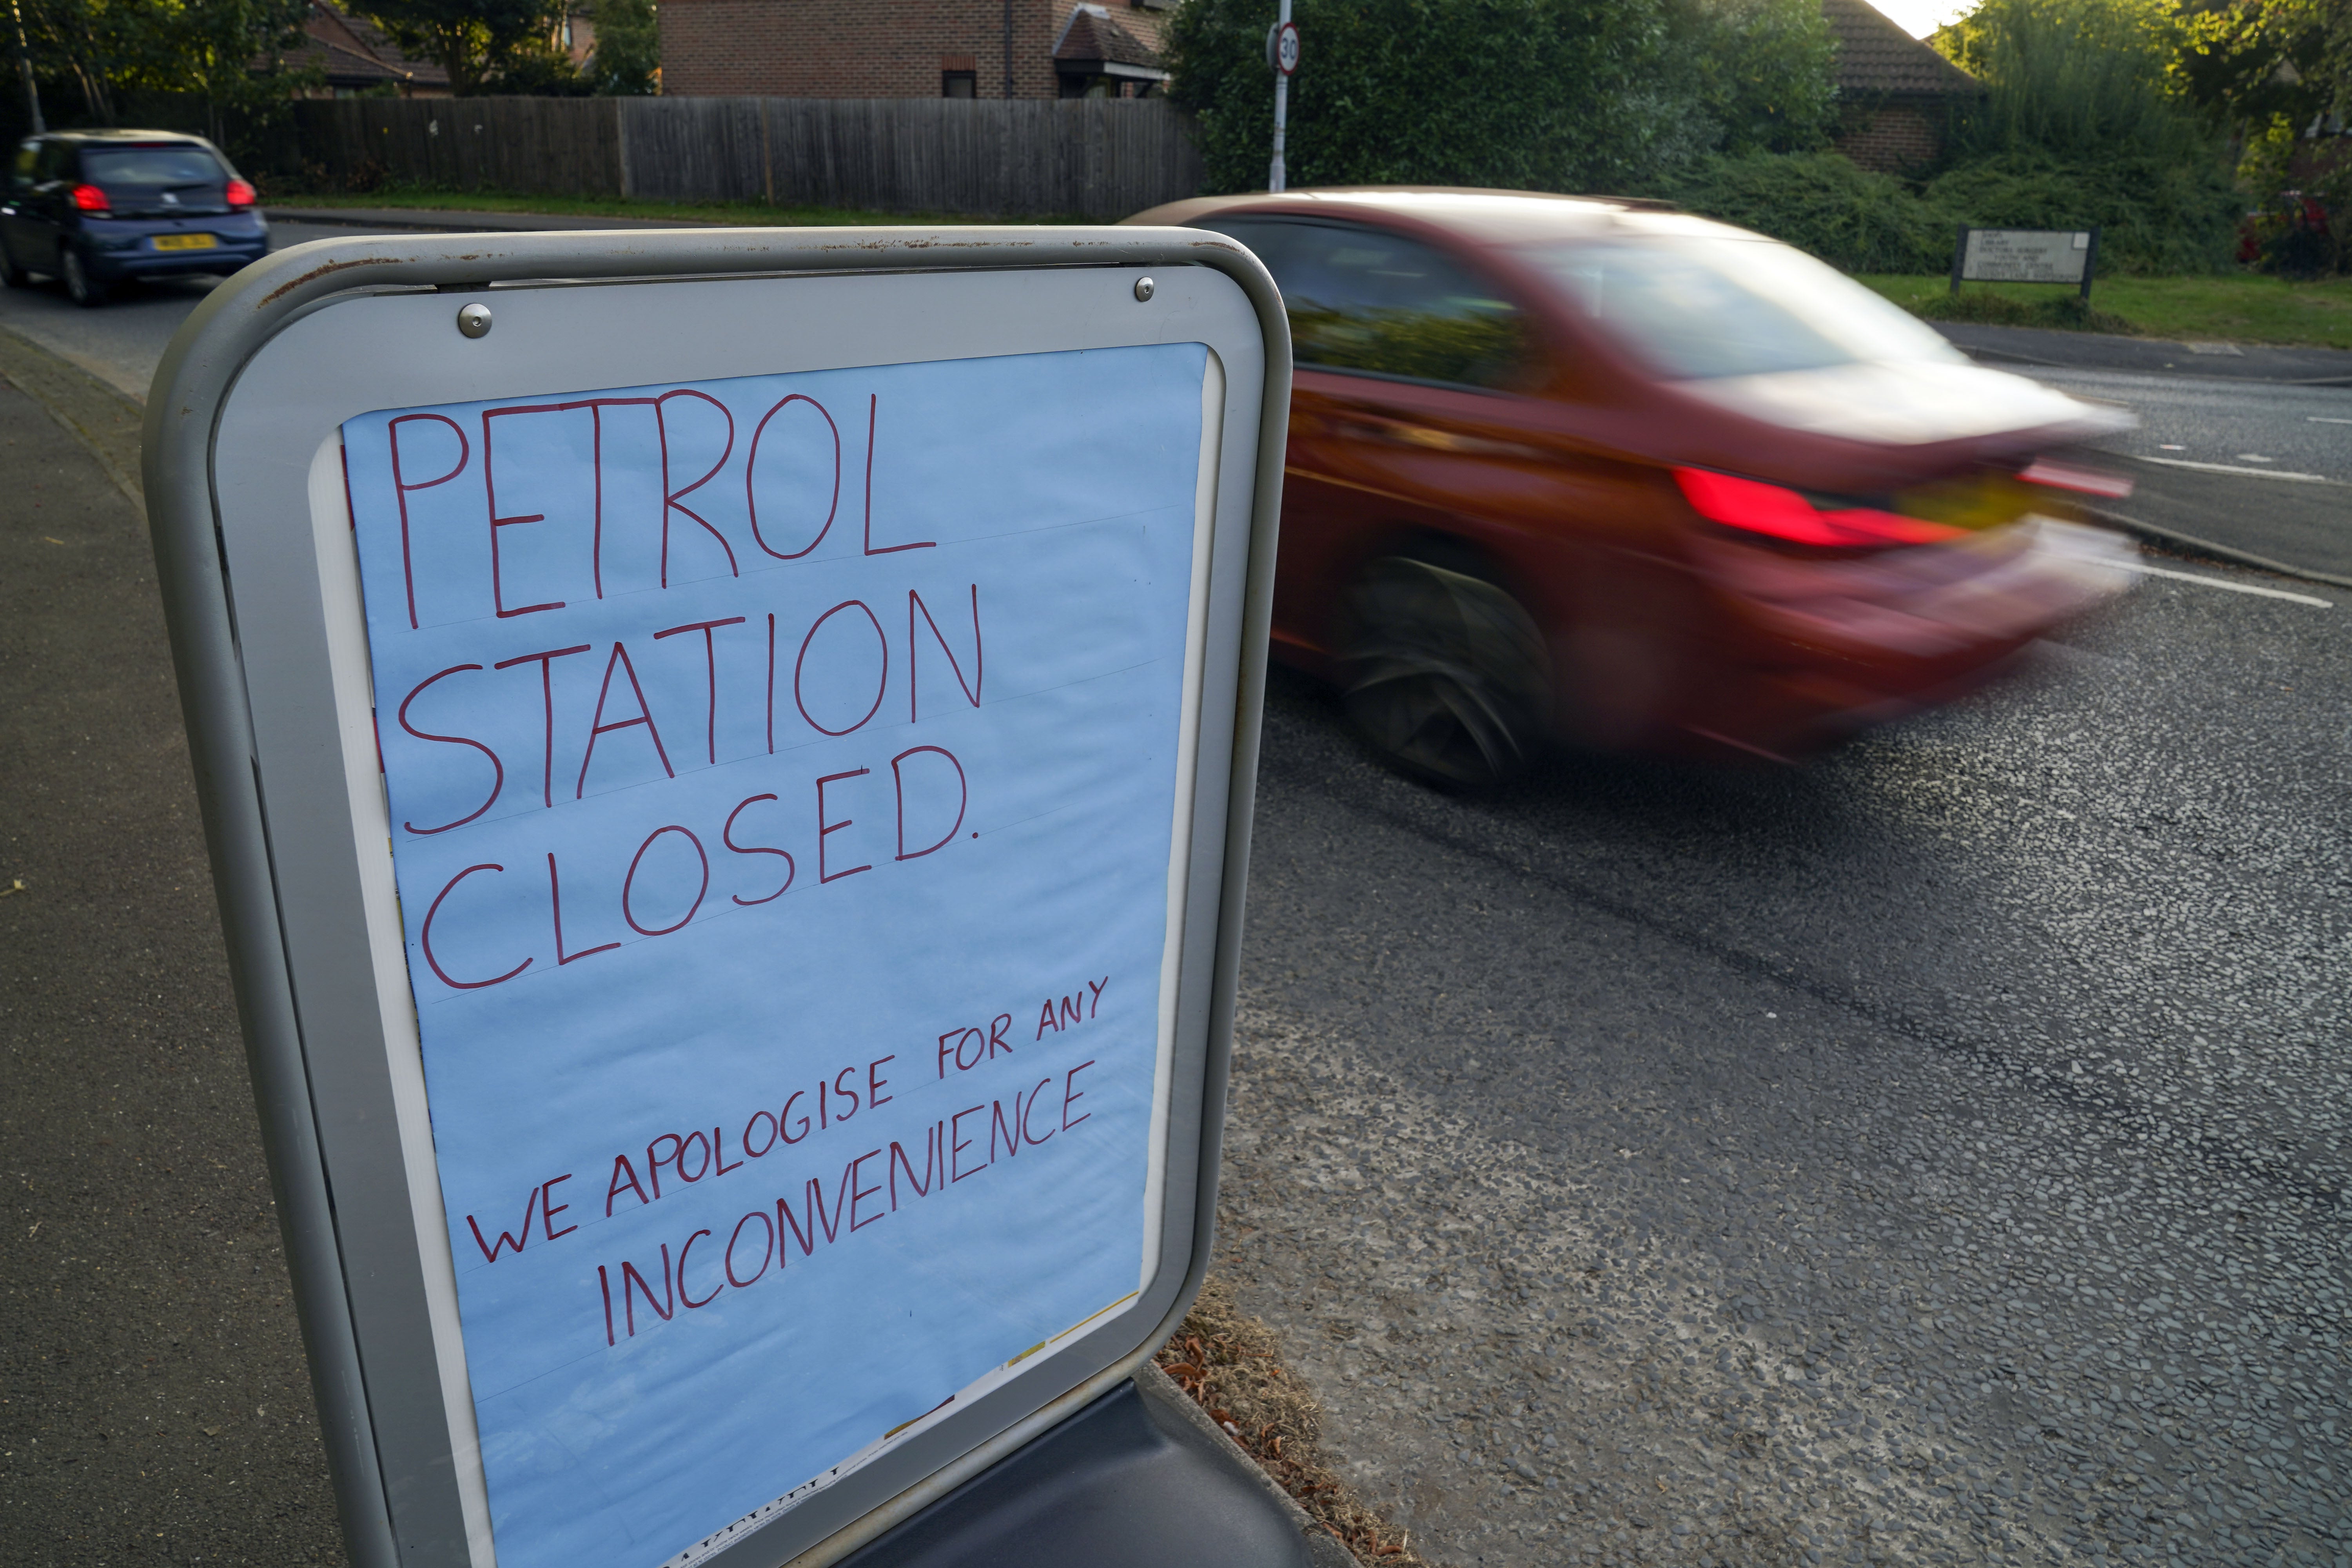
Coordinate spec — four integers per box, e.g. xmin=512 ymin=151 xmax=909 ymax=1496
xmin=840 ymin=1378 xmax=1320 ymax=1568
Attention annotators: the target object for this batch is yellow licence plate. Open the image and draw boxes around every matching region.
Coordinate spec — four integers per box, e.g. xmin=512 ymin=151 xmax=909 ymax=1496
xmin=152 ymin=233 xmax=217 ymax=252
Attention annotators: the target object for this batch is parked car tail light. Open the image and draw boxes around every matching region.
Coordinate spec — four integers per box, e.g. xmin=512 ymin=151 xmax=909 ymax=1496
xmin=69 ymin=183 xmax=109 ymax=213
xmin=2018 ymin=458 xmax=2132 ymax=499
xmin=224 ymin=178 xmax=257 ymax=209
xmin=1673 ymin=468 xmax=1963 ymax=550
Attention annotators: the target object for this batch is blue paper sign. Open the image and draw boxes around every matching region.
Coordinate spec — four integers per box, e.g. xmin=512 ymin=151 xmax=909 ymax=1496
xmin=340 ymin=344 xmax=1210 ymax=1568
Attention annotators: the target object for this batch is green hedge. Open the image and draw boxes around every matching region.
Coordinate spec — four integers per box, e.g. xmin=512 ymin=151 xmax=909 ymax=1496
xmin=1925 ymin=153 xmax=2241 ymax=275
xmin=1662 ymin=150 xmax=2241 ymax=276
xmin=1661 ymin=152 xmax=1956 ymax=273
xmin=1164 ymin=0 xmax=1838 ymax=198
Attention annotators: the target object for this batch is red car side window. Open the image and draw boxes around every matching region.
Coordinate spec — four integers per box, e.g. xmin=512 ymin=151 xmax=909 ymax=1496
xmin=1199 ymin=216 xmax=1533 ymax=391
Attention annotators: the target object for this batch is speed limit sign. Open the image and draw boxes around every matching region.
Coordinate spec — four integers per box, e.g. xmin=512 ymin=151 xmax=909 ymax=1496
xmin=1269 ymin=19 xmax=1301 ymax=75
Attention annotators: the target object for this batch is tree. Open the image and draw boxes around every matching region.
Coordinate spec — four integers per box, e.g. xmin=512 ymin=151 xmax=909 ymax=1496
xmin=1169 ymin=0 xmax=1839 ymax=197
xmin=1662 ymin=0 xmax=1838 ymax=157
xmin=359 ymin=0 xmax=564 ymax=96
xmin=1932 ymin=0 xmax=2215 ymax=163
xmin=1926 ymin=0 xmax=2240 ymax=273
xmin=2173 ymin=0 xmax=2348 ymax=131
xmin=586 ymin=0 xmax=656 ymax=94
xmin=16 ymin=0 xmax=312 ymax=131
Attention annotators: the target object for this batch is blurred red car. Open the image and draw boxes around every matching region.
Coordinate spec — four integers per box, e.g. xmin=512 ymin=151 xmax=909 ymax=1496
xmin=1128 ymin=188 xmax=2134 ymax=780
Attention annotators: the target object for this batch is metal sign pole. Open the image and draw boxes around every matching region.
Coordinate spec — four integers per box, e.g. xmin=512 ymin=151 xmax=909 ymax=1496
xmin=1267 ymin=5 xmax=1297 ymax=192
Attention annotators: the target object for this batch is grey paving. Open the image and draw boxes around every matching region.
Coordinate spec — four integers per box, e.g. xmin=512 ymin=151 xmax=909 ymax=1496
xmin=0 ymin=375 xmax=345 ymax=1563
xmin=262 ymin=204 xmax=724 ymax=233
xmin=1214 ymin=581 xmax=2350 ymax=1568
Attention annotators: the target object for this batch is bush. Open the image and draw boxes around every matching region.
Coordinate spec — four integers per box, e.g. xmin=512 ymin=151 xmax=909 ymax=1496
xmin=1662 ymin=152 xmax=1959 ymax=272
xmin=1925 ymin=152 xmax=2241 ymax=274
xmin=1164 ymin=0 xmax=1838 ymax=197
xmin=588 ymin=0 xmax=659 ymax=95
xmin=1660 ymin=0 xmax=1840 ymax=157
xmin=1167 ymin=0 xmax=1674 ymax=196
xmin=1935 ymin=0 xmax=2212 ymax=166
xmin=1659 ymin=148 xmax=2237 ymax=278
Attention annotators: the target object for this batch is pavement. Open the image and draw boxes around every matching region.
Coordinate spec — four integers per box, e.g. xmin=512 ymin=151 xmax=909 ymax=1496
xmin=261 ymin=205 xmax=726 ymax=233
xmin=0 ymin=354 xmax=345 ymax=1562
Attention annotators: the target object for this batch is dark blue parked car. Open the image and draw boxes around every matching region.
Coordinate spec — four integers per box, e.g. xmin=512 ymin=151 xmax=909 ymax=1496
xmin=0 ymin=130 xmax=269 ymax=307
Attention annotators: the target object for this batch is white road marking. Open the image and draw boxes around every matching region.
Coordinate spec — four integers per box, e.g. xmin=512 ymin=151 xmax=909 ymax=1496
xmin=2137 ymin=455 xmax=2333 ymax=483
xmin=2119 ymin=560 xmax=2334 ymax=608
xmin=2310 ymin=416 xmax=2352 ymax=426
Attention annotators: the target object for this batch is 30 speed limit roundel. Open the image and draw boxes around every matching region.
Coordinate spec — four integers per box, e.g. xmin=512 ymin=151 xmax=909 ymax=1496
xmin=1273 ymin=20 xmax=1301 ymax=75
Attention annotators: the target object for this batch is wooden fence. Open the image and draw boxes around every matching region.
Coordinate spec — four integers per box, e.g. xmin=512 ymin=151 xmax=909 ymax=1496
xmin=289 ymin=97 xmax=625 ymax=199
xmin=283 ymin=96 xmax=1202 ymax=220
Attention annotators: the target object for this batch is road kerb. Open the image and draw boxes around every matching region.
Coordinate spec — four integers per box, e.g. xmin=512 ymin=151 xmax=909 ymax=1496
xmin=0 ymin=322 xmax=145 ymax=507
xmin=2093 ymin=506 xmax=2352 ymax=593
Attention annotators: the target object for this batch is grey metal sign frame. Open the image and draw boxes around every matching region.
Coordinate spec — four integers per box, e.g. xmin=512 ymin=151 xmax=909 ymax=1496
xmin=142 ymin=227 xmax=1289 ymax=1568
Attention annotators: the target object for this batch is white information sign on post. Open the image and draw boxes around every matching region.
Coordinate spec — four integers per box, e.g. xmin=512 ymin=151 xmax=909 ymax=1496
xmin=1953 ymin=226 xmax=2101 ymax=300
xmin=144 ymin=230 xmax=1288 ymax=1568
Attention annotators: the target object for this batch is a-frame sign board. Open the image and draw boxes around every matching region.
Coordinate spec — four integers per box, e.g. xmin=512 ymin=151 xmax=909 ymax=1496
xmin=143 ymin=228 xmax=1288 ymax=1568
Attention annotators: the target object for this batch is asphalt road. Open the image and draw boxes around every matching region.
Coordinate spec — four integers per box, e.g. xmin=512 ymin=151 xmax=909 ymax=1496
xmin=0 ymin=220 xmax=397 ymax=399
xmin=3 ymin=238 xmax=2346 ymax=1567
xmin=1217 ymin=573 xmax=2349 ymax=1567
xmin=2022 ymin=366 xmax=2352 ymax=581
xmin=2043 ymin=368 xmax=2348 ymax=481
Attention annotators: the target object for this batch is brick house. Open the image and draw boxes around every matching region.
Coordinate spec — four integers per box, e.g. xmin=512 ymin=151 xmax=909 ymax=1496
xmin=279 ymin=0 xmax=451 ymax=97
xmin=1822 ymin=0 xmax=1981 ymax=174
xmin=659 ymin=0 xmax=1174 ymax=100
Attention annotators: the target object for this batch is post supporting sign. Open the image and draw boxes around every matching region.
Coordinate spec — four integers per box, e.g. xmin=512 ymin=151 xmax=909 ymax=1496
xmin=143 ymin=228 xmax=1289 ymax=1568
xmin=1950 ymin=224 xmax=2102 ymax=300
xmin=1266 ymin=5 xmax=1299 ymax=192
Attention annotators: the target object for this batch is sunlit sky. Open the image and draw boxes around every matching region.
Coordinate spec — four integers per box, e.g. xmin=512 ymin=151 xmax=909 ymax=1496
xmin=1861 ymin=0 xmax=1972 ymax=38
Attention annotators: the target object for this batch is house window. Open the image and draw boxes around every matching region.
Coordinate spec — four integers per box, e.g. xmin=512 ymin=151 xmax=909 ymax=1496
xmin=942 ymin=71 xmax=976 ymax=98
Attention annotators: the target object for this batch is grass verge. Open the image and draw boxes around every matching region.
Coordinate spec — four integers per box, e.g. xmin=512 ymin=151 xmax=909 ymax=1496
xmin=1857 ymin=272 xmax=2352 ymax=350
xmin=1155 ymin=1274 xmax=1424 ymax=1565
xmin=255 ymin=181 xmax=1087 ymax=229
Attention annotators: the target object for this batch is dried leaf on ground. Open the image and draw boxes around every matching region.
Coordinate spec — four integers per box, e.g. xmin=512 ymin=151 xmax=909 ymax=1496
xmin=1154 ymin=1273 xmax=1428 ymax=1568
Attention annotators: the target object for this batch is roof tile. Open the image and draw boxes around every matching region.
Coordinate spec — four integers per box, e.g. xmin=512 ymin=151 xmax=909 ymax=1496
xmin=1822 ymin=0 xmax=1980 ymax=96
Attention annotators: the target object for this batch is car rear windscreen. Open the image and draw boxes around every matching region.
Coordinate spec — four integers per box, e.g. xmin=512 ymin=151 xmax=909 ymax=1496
xmin=82 ymin=146 xmax=224 ymax=191
xmin=1526 ymin=237 xmax=1964 ymax=380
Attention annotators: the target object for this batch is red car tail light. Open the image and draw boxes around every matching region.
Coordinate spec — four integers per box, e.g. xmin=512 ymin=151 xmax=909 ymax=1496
xmin=2018 ymin=458 xmax=2132 ymax=499
xmin=224 ymin=178 xmax=257 ymax=208
xmin=69 ymin=183 xmax=109 ymax=213
xmin=1672 ymin=468 xmax=1962 ymax=550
